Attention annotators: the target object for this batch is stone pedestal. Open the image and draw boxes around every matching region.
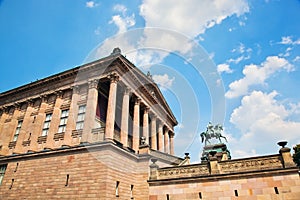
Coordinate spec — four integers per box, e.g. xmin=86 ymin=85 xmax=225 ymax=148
xmin=201 ymin=143 xmax=231 ymax=163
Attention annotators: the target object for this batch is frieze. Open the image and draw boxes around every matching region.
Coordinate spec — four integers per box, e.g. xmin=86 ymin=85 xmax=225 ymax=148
xmin=158 ymin=165 xmax=210 ymax=179
xmin=219 ymin=155 xmax=283 ymax=173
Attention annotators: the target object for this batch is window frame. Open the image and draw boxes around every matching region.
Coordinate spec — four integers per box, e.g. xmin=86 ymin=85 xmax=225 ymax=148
xmin=76 ymin=105 xmax=86 ymax=130
xmin=0 ymin=164 xmax=7 ymax=186
xmin=42 ymin=113 xmax=52 ymax=136
xmin=58 ymin=109 xmax=69 ymax=133
xmin=13 ymin=120 xmax=23 ymax=142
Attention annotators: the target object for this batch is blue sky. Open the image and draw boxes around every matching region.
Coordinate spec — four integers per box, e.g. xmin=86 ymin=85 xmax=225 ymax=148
xmin=1 ymin=0 xmax=300 ymax=161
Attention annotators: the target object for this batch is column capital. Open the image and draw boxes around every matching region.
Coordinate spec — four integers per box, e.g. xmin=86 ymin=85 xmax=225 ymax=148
xmin=135 ymin=98 xmax=141 ymax=105
xmin=14 ymin=102 xmax=21 ymax=111
xmin=144 ymin=107 xmax=150 ymax=113
xmin=149 ymin=112 xmax=157 ymax=119
xmin=88 ymin=79 xmax=99 ymax=89
xmin=169 ymin=132 xmax=175 ymax=138
xmin=38 ymin=94 xmax=48 ymax=103
xmin=108 ymin=73 xmax=119 ymax=83
xmin=54 ymin=90 xmax=63 ymax=98
xmin=124 ymin=86 xmax=131 ymax=95
xmin=71 ymin=85 xmax=80 ymax=94
xmin=157 ymin=118 xmax=164 ymax=126
xmin=26 ymin=98 xmax=35 ymax=107
xmin=164 ymin=127 xmax=169 ymax=135
xmin=3 ymin=106 xmax=9 ymax=114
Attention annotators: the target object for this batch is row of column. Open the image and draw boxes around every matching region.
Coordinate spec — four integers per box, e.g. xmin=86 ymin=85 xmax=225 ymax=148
xmin=84 ymin=74 xmax=175 ymax=155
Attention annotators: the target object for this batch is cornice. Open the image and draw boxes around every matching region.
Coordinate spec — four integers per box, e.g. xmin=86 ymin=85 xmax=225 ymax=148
xmin=147 ymin=167 xmax=299 ymax=185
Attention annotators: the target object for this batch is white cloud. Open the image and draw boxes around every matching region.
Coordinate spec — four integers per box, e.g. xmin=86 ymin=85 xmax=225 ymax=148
xmin=279 ymin=36 xmax=300 ymax=45
xmin=279 ymin=47 xmax=293 ymax=57
xmin=217 ymin=63 xmax=233 ymax=73
xmin=140 ymin=0 xmax=249 ymax=37
xmin=293 ymin=56 xmax=300 ymax=62
xmin=152 ymin=74 xmax=175 ymax=90
xmin=109 ymin=14 xmax=135 ymax=34
xmin=231 ymin=43 xmax=252 ymax=54
xmin=113 ymin=4 xmax=127 ymax=14
xmin=109 ymin=5 xmax=135 ymax=34
xmin=231 ymin=43 xmax=245 ymax=53
xmin=225 ymin=56 xmax=293 ymax=98
xmin=228 ymin=90 xmax=300 ymax=157
xmin=95 ymin=0 xmax=249 ymax=71
xmin=227 ymin=55 xmax=249 ymax=64
xmin=86 ymin=1 xmax=98 ymax=8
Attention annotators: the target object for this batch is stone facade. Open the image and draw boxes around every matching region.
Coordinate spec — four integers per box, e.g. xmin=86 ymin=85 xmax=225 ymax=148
xmin=0 ymin=49 xmax=299 ymax=199
xmin=148 ymin=146 xmax=299 ymax=200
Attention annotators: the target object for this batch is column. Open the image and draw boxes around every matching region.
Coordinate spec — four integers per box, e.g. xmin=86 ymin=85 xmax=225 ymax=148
xmin=120 ymin=87 xmax=130 ymax=147
xmin=164 ymin=128 xmax=169 ymax=153
xmin=0 ymin=108 xmax=8 ymax=139
xmin=67 ymin=86 xmax=80 ymax=143
xmin=31 ymin=96 xmax=47 ymax=151
xmin=82 ymin=80 xmax=99 ymax=142
xmin=105 ymin=74 xmax=119 ymax=140
xmin=150 ymin=114 xmax=157 ymax=150
xmin=132 ymin=98 xmax=140 ymax=152
xmin=15 ymin=101 xmax=34 ymax=153
xmin=157 ymin=121 xmax=163 ymax=151
xmin=11 ymin=104 xmax=22 ymax=152
xmin=0 ymin=108 xmax=7 ymax=154
xmin=169 ymin=132 xmax=175 ymax=155
xmin=69 ymin=86 xmax=80 ymax=130
xmin=142 ymin=107 xmax=149 ymax=145
xmin=46 ymin=91 xmax=63 ymax=147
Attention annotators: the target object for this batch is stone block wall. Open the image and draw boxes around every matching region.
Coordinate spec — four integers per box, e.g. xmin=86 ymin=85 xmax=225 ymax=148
xmin=149 ymin=173 xmax=300 ymax=200
xmin=0 ymin=143 xmax=150 ymax=200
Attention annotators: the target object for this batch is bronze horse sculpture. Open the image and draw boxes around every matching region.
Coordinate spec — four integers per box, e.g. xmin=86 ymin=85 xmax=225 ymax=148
xmin=200 ymin=123 xmax=227 ymax=146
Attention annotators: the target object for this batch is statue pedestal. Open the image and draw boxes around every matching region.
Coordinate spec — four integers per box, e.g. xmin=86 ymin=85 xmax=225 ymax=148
xmin=201 ymin=143 xmax=231 ymax=163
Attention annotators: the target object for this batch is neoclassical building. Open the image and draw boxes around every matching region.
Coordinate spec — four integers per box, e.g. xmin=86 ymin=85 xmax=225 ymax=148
xmin=0 ymin=48 xmax=176 ymax=156
xmin=0 ymin=49 xmax=299 ymax=199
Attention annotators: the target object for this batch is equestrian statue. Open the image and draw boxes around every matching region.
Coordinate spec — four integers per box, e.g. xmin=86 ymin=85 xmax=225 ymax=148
xmin=200 ymin=122 xmax=227 ymax=146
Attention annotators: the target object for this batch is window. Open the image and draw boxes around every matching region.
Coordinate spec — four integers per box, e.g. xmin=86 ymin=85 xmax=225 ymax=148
xmin=0 ymin=164 xmax=7 ymax=186
xmin=234 ymin=190 xmax=238 ymax=197
xmin=274 ymin=187 xmax=279 ymax=194
xmin=115 ymin=181 xmax=120 ymax=197
xmin=13 ymin=121 xmax=23 ymax=141
xmin=58 ymin=110 xmax=69 ymax=133
xmin=76 ymin=105 xmax=86 ymax=130
xmin=42 ymin=113 xmax=52 ymax=136
xmin=130 ymin=185 xmax=134 ymax=199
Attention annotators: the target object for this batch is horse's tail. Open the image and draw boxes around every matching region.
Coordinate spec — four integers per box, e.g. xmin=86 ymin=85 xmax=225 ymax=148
xmin=200 ymin=132 xmax=205 ymax=143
